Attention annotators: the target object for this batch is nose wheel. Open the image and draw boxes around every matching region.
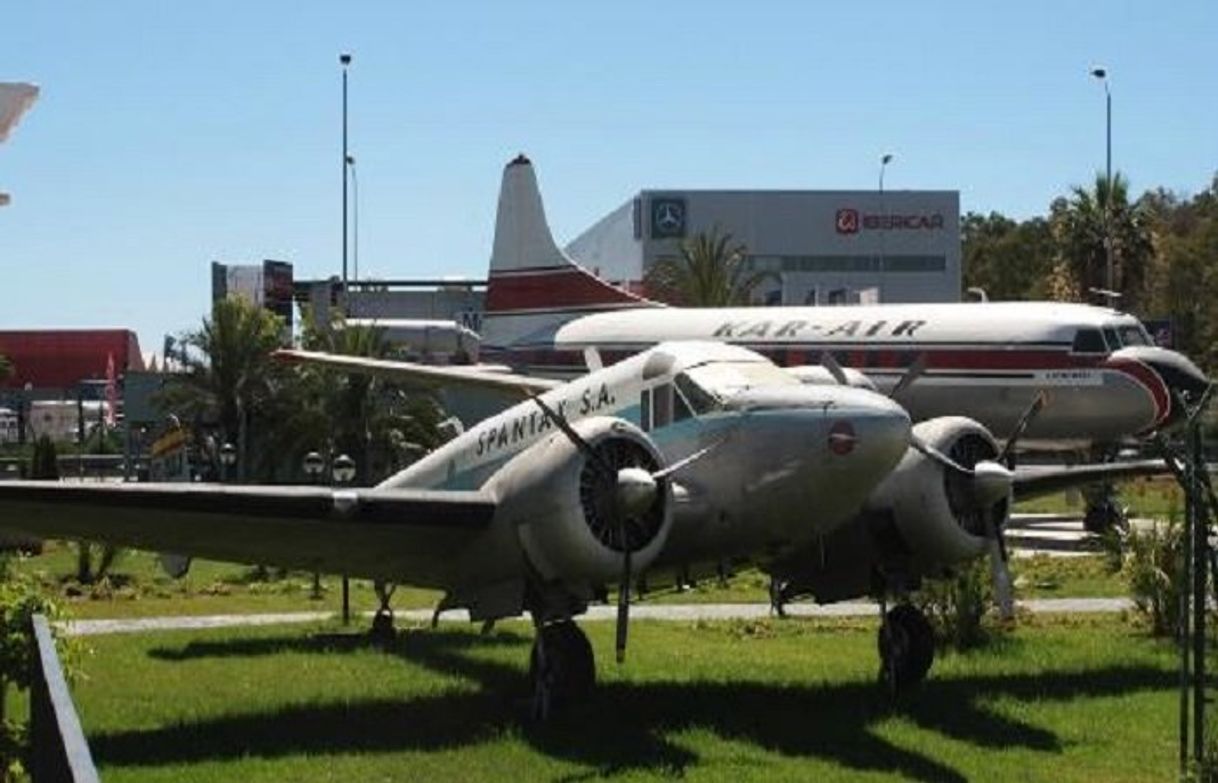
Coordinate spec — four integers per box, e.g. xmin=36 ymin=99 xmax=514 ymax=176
xmin=878 ymin=603 xmax=935 ymax=695
xmin=529 ymin=620 xmax=595 ymax=721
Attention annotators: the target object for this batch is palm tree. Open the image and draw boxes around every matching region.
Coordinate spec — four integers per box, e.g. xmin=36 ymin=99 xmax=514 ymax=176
xmin=270 ymin=313 xmax=445 ymax=485
xmin=645 ymin=227 xmax=774 ymax=306
xmin=1049 ymin=173 xmax=1154 ymax=310
xmin=158 ymin=297 xmax=286 ymax=481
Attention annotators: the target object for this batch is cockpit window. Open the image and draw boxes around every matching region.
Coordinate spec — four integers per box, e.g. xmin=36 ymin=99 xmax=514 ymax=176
xmin=674 ymin=372 xmax=721 ymax=416
xmin=1117 ymin=325 xmax=1151 ymax=346
xmin=684 ymin=360 xmax=798 ymax=398
xmin=1102 ymin=327 xmax=1121 ymax=350
xmin=1071 ymin=328 xmax=1107 ymax=354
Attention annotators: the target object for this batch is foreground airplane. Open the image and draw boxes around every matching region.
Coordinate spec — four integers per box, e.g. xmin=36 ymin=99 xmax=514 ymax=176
xmin=469 ymin=155 xmax=1209 ymax=529
xmin=0 ymin=341 xmax=1158 ymax=713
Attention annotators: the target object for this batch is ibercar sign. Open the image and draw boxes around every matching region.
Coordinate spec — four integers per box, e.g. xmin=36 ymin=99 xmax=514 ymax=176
xmin=835 ymin=208 xmax=944 ymax=234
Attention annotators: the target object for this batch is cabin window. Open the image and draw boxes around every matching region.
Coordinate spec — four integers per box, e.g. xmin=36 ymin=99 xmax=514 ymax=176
xmin=1071 ymin=328 xmax=1107 ymax=354
xmin=652 ymin=384 xmax=673 ymax=428
xmin=639 ymin=389 xmax=652 ymax=432
xmin=674 ymin=372 xmax=721 ymax=416
xmin=673 ymin=390 xmax=693 ymax=422
xmin=1118 ymin=325 xmax=1151 ymax=346
xmin=1102 ymin=327 xmax=1121 ymax=350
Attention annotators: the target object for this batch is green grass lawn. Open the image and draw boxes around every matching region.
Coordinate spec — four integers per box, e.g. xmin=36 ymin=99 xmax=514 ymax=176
xmin=44 ymin=614 xmax=1176 ymax=782
xmin=1015 ymin=478 xmax=1181 ymax=517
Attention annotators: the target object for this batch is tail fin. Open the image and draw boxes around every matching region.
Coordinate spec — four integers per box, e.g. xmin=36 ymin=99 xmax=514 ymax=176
xmin=482 ymin=155 xmax=656 ymax=351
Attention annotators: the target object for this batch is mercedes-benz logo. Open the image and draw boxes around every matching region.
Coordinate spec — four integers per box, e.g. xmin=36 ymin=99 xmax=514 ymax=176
xmin=656 ymin=202 xmax=683 ymax=232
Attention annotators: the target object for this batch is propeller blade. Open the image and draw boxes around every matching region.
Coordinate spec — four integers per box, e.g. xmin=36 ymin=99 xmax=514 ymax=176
xmin=818 ymin=351 xmax=849 ymax=386
xmin=911 ymin=436 xmax=973 ymax=476
xmin=987 ymin=529 xmax=1015 ymax=621
xmin=616 ymin=545 xmax=631 ymax=663
xmin=530 ymin=395 xmax=613 ymax=474
xmin=888 ymin=353 xmax=928 ymax=399
xmin=651 ymin=438 xmax=724 ymax=480
xmin=999 ymin=391 xmax=1047 ymax=466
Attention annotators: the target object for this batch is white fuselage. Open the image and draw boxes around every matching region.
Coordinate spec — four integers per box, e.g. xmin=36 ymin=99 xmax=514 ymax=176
xmin=486 ymin=301 xmax=1185 ymax=447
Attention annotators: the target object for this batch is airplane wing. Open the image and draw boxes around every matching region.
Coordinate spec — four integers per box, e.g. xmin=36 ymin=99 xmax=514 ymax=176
xmin=0 ymin=481 xmax=496 ymax=584
xmin=274 ymin=349 xmax=562 ymax=397
xmin=1013 ymin=459 xmax=1169 ymax=501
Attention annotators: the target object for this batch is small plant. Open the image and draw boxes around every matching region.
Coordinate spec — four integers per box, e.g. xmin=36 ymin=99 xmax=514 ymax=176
xmin=1119 ymin=514 xmax=1185 ymax=637
xmin=0 ymin=555 xmax=79 ymax=777
xmin=913 ymin=557 xmax=995 ymax=650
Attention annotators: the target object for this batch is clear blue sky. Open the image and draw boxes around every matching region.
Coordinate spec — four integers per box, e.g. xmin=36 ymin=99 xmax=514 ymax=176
xmin=2 ymin=1 xmax=1215 ymax=354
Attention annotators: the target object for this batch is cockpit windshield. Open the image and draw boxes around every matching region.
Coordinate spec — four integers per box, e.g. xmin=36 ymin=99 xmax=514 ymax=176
xmin=681 ymin=360 xmax=798 ymax=402
xmin=1116 ymin=324 xmax=1151 ymax=346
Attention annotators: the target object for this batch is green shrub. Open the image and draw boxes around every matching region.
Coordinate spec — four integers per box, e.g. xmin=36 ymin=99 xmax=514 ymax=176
xmin=0 ymin=554 xmax=79 ymax=769
xmin=1119 ymin=515 xmax=1185 ymax=637
xmin=913 ymin=557 xmax=995 ymax=650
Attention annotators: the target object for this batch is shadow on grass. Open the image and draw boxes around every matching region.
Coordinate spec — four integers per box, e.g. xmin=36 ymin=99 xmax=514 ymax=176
xmin=92 ymin=629 xmax=1174 ymax=782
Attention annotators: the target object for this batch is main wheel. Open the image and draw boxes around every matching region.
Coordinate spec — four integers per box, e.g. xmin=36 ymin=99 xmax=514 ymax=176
xmin=529 ymin=621 xmax=595 ymax=720
xmin=1084 ymin=498 xmax=1128 ymax=534
xmin=878 ymin=604 xmax=935 ymax=694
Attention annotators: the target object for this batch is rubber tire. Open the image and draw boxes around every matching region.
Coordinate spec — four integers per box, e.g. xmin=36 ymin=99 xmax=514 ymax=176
xmin=878 ymin=604 xmax=935 ymax=693
xmin=529 ymin=621 xmax=595 ymax=715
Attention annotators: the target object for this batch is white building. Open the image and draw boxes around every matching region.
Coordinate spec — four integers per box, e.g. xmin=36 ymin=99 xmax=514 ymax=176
xmin=566 ymin=188 xmax=961 ymax=305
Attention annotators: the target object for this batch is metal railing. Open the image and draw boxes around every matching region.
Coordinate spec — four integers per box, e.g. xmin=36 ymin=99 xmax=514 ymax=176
xmin=28 ymin=614 xmax=98 ymax=783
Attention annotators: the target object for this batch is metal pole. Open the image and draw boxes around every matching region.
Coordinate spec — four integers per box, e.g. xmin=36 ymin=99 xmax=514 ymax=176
xmin=1193 ymin=421 xmax=1207 ymax=766
xmin=1182 ymin=443 xmax=1193 ymax=773
xmin=348 ymin=157 xmax=359 ymax=284
xmin=341 ymin=54 xmax=350 ymax=293
xmin=878 ymin=154 xmax=892 ymax=304
xmin=1104 ymin=83 xmax=1113 ymax=296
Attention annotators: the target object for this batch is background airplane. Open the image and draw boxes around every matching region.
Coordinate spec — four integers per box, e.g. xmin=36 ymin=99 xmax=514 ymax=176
xmin=472 ymin=155 xmax=1209 ymax=529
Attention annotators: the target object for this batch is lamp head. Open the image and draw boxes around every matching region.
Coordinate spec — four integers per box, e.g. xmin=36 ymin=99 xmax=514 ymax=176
xmin=340 ymin=53 xmax=352 ymax=66
xmin=1090 ymin=67 xmax=1107 ymax=79
xmin=881 ymin=153 xmax=893 ymax=165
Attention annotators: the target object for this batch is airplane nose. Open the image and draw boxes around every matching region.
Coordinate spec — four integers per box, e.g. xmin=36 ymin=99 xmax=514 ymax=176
xmin=1110 ymin=346 xmax=1211 ymax=425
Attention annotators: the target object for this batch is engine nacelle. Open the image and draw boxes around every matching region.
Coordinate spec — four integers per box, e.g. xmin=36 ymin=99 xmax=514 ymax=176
xmin=865 ymin=416 xmax=1005 ymax=568
xmin=487 ymin=416 xmax=673 ymax=585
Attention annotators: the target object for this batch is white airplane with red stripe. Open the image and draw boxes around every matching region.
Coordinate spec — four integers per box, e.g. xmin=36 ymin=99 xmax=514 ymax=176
xmin=480 ymin=155 xmax=1209 ymax=449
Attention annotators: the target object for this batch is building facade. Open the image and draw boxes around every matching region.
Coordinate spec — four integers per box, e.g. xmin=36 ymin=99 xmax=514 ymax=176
xmin=566 ymin=189 xmax=961 ymax=305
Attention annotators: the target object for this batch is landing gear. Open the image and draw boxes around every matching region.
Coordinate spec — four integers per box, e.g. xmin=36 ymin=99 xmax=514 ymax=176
xmin=769 ymin=576 xmax=789 ymax=618
xmin=1083 ymin=492 xmax=1128 ymax=534
xmin=370 ymin=581 xmax=397 ymax=643
xmin=877 ymin=603 xmax=935 ymax=695
xmin=529 ymin=620 xmax=595 ymax=721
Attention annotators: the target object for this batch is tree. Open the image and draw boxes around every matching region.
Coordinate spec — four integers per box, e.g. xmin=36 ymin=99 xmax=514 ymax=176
xmin=1049 ymin=173 xmax=1154 ymax=311
xmin=268 ymin=313 xmax=445 ymax=485
xmin=1141 ymin=175 xmax=1218 ymax=370
xmin=644 ymin=228 xmax=773 ymax=306
xmin=0 ymin=353 xmax=11 ymax=383
xmin=159 ymin=297 xmax=286 ymax=481
xmin=961 ymin=212 xmax=1054 ymax=300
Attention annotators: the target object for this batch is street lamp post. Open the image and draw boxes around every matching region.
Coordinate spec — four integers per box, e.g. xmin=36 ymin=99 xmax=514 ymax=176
xmin=878 ymin=153 xmax=894 ymax=303
xmin=302 ymin=451 xmax=325 ymax=600
xmin=346 ymin=155 xmax=359 ymax=284
xmin=333 ymin=453 xmax=356 ymax=624
xmin=340 ymin=53 xmax=352 ymax=294
xmin=302 ymin=451 xmax=324 ymax=483
xmin=1091 ymin=67 xmax=1113 ymax=295
xmin=219 ymin=442 xmax=236 ymax=484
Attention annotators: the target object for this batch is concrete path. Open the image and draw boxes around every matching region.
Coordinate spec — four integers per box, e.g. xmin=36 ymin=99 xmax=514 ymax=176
xmin=61 ymin=597 xmax=1134 ymax=637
